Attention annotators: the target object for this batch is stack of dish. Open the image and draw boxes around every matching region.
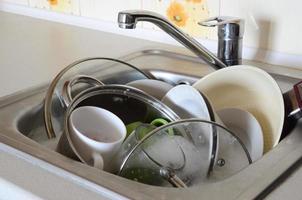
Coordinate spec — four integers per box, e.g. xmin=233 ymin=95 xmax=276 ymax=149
xmin=44 ymin=58 xmax=284 ymax=188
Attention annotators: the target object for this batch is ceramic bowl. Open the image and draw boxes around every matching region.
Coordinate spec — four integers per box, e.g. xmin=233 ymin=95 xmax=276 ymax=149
xmin=127 ymin=79 xmax=173 ymax=100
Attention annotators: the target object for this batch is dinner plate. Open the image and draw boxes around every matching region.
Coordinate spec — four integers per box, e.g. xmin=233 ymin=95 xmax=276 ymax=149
xmin=193 ymin=65 xmax=284 ymax=153
xmin=217 ymin=108 xmax=264 ymax=162
xmin=161 ymin=85 xmax=215 ymax=170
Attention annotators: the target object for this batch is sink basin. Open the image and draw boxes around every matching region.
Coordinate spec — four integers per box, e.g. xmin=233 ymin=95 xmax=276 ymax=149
xmin=1 ymin=49 xmax=302 ymax=199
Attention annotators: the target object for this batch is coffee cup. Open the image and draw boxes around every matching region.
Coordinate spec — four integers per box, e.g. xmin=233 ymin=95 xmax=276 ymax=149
xmin=57 ymin=79 xmax=180 ymax=169
xmin=67 ymin=106 xmax=126 ymax=170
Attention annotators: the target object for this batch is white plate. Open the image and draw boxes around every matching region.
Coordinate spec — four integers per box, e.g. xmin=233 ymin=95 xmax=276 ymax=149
xmin=217 ymin=108 xmax=264 ymax=162
xmin=162 ymin=85 xmax=211 ymax=119
xmin=161 ymin=85 xmax=215 ymax=169
xmin=193 ymin=65 xmax=284 ymax=153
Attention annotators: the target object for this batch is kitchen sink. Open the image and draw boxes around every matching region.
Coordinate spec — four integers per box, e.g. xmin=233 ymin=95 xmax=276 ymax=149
xmin=0 ymin=49 xmax=302 ymax=199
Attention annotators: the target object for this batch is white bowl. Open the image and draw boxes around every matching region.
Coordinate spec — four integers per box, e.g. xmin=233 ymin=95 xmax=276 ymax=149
xmin=217 ymin=108 xmax=264 ymax=162
xmin=193 ymin=65 xmax=284 ymax=153
xmin=127 ymin=79 xmax=173 ymax=100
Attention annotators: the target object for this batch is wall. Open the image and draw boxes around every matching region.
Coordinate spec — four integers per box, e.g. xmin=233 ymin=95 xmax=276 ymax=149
xmin=1 ymin=0 xmax=218 ymax=37
xmin=1 ymin=0 xmax=302 ymax=66
xmin=220 ymin=0 xmax=302 ymax=57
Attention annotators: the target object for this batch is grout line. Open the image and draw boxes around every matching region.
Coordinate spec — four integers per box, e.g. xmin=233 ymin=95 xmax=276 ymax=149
xmin=78 ymin=0 xmax=81 ymax=16
xmin=219 ymin=0 xmax=221 ymax=16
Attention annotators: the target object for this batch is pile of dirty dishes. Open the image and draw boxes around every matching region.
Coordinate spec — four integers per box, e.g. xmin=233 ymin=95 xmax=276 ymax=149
xmin=57 ymin=81 xmax=179 ymax=170
xmin=119 ymin=65 xmax=285 ymax=186
xmin=56 ymin=77 xmax=252 ymax=187
xmin=45 ymin=58 xmax=284 ymax=188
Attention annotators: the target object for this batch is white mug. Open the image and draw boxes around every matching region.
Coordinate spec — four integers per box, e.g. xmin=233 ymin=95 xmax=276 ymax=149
xmin=68 ymin=106 xmax=126 ymax=170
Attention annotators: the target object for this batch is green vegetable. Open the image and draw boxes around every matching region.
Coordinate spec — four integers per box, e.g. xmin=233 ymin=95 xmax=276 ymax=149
xmin=126 ymin=121 xmax=142 ymax=138
xmin=121 ymin=167 xmax=164 ymax=185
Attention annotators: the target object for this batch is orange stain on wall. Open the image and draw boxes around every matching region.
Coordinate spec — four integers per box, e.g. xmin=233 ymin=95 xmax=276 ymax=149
xmin=186 ymin=0 xmax=203 ymax=3
xmin=164 ymin=0 xmax=212 ymax=37
xmin=166 ymin=1 xmax=188 ymax=27
xmin=48 ymin=0 xmax=58 ymax=6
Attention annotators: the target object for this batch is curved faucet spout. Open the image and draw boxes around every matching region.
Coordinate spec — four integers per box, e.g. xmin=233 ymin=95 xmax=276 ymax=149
xmin=118 ymin=10 xmax=227 ymax=70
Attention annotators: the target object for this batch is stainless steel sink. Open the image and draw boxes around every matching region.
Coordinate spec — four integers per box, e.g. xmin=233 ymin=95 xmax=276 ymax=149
xmin=1 ymin=49 xmax=302 ymax=199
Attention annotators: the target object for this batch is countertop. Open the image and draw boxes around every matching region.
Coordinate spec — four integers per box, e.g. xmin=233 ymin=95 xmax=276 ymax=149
xmin=0 ymin=11 xmax=173 ymax=97
xmin=0 ymin=10 xmax=302 ymax=200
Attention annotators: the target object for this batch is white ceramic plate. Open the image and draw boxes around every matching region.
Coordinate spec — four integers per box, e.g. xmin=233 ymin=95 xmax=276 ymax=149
xmin=217 ymin=108 xmax=264 ymax=162
xmin=162 ymin=85 xmax=211 ymax=119
xmin=161 ymin=85 xmax=215 ymax=168
xmin=193 ymin=65 xmax=284 ymax=153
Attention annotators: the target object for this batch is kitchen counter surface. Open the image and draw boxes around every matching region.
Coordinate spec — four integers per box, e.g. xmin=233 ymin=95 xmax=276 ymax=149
xmin=1 ymin=10 xmax=302 ymax=200
xmin=0 ymin=11 xmax=172 ymax=97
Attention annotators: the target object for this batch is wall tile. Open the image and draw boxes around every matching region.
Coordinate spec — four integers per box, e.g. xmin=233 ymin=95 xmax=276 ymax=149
xmin=50 ymin=0 xmax=80 ymax=15
xmin=141 ymin=0 xmax=173 ymax=31
xmin=29 ymin=0 xmax=50 ymax=9
xmin=29 ymin=0 xmax=80 ymax=15
xmin=142 ymin=0 xmax=219 ymax=39
xmin=0 ymin=0 xmax=28 ymax=5
xmin=3 ymin=0 xmax=302 ymax=55
xmin=79 ymin=0 xmax=142 ymax=22
xmin=220 ymin=0 xmax=302 ymax=55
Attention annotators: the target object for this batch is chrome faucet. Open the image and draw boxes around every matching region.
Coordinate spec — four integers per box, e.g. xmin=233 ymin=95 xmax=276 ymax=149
xmin=199 ymin=17 xmax=245 ymax=66
xmin=118 ymin=10 xmax=227 ymax=70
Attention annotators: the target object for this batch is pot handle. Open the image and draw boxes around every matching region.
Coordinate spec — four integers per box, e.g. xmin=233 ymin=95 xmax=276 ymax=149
xmin=292 ymin=81 xmax=302 ymax=119
xmin=62 ymin=75 xmax=104 ymax=107
xmin=285 ymin=81 xmax=302 ymax=120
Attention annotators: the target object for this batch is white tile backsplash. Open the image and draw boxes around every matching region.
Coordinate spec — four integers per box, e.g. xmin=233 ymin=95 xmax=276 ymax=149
xmin=51 ymin=0 xmax=80 ymax=15
xmin=80 ymin=0 xmax=142 ymax=22
xmin=142 ymin=0 xmax=218 ymax=38
xmin=29 ymin=0 xmax=49 ymax=9
xmin=141 ymin=0 xmax=171 ymax=31
xmin=29 ymin=0 xmax=80 ymax=15
xmin=1 ymin=0 xmax=302 ymax=56
xmin=220 ymin=0 xmax=302 ymax=55
xmin=0 ymin=0 xmax=28 ymax=5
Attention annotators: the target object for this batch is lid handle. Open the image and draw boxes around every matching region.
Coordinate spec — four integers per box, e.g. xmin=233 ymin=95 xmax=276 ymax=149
xmin=62 ymin=75 xmax=104 ymax=107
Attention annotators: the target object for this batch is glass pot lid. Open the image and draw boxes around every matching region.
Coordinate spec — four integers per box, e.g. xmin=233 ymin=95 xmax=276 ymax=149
xmin=44 ymin=57 xmax=152 ymax=139
xmin=112 ymin=119 xmax=251 ymax=188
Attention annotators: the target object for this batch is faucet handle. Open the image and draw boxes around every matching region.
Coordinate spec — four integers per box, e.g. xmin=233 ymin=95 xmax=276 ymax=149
xmin=199 ymin=16 xmax=243 ymax=27
xmin=199 ymin=16 xmax=245 ymax=66
xmin=199 ymin=16 xmax=245 ymax=38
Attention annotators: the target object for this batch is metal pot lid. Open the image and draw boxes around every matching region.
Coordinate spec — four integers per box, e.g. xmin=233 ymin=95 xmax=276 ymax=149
xmin=44 ymin=57 xmax=152 ymax=139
